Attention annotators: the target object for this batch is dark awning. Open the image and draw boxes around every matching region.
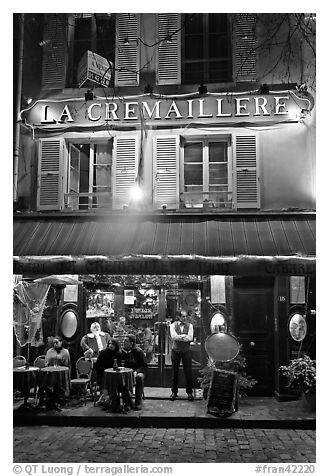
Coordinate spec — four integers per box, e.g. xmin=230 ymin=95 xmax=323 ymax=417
xmin=13 ymin=212 xmax=315 ymax=276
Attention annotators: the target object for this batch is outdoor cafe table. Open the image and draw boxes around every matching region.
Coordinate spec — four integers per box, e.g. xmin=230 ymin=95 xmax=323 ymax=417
xmin=13 ymin=366 xmax=40 ymax=409
xmin=103 ymin=367 xmax=134 ymax=406
xmin=39 ymin=365 xmax=71 ymax=398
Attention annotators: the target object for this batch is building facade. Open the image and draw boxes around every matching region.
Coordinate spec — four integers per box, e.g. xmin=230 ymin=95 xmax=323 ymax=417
xmin=13 ymin=13 xmax=316 ymax=399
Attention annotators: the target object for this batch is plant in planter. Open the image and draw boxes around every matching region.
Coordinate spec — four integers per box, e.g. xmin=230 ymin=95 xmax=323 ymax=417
xmin=197 ymin=352 xmax=258 ymax=399
xmin=279 ymin=355 xmax=316 ymax=397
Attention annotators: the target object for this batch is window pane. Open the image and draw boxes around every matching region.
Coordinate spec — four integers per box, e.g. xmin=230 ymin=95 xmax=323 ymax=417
xmin=75 ymin=17 xmax=91 ymax=40
xmin=209 ymin=35 xmax=230 ymax=58
xmin=209 ymin=163 xmax=228 ymax=184
xmin=184 ymin=142 xmax=203 ymax=163
xmin=96 ymin=17 xmax=115 ymax=60
xmin=209 ymin=61 xmax=232 ymax=82
xmin=184 ymin=14 xmax=203 ymax=34
xmin=209 ymin=142 xmax=227 ymax=162
xmin=209 ymin=14 xmax=228 ymax=33
xmin=185 ymin=36 xmax=203 ymax=59
xmin=184 ymin=164 xmax=203 ymax=186
xmin=183 ymin=63 xmax=204 ymax=83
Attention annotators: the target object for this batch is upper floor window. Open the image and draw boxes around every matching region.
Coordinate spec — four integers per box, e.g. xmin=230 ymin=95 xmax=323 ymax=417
xmin=69 ymin=14 xmax=115 ymax=87
xmin=66 ymin=141 xmax=113 ymax=210
xmin=182 ymin=13 xmax=232 ymax=84
xmin=181 ymin=138 xmax=232 ymax=209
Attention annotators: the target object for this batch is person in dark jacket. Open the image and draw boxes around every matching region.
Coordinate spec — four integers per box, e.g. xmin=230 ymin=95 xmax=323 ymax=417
xmin=94 ymin=338 xmax=120 ymax=407
xmin=94 ymin=338 xmax=121 ymax=386
xmin=121 ymin=334 xmax=148 ymax=410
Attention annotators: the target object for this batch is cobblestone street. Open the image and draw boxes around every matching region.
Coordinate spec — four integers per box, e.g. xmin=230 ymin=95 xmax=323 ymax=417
xmin=13 ymin=427 xmax=316 ymax=463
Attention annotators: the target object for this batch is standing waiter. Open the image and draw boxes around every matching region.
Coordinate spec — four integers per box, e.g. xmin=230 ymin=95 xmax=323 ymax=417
xmin=169 ymin=310 xmax=194 ymax=401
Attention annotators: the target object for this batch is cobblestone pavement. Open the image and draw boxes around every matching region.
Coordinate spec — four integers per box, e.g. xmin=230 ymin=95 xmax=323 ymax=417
xmin=13 ymin=427 xmax=316 ymax=463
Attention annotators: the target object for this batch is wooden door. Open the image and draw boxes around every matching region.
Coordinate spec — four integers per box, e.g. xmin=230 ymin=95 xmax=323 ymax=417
xmin=233 ymin=278 xmax=274 ymax=396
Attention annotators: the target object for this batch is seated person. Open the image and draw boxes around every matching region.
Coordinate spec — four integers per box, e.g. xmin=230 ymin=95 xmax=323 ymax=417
xmin=121 ymin=334 xmax=148 ymax=411
xmin=80 ymin=322 xmax=111 ymax=358
xmin=94 ymin=338 xmax=121 ymax=407
xmin=42 ymin=336 xmax=70 ymax=410
xmin=45 ymin=335 xmax=70 ymax=367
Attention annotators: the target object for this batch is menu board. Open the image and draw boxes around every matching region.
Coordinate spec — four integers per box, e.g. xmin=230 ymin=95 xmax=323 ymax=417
xmin=207 ymin=369 xmax=238 ymax=417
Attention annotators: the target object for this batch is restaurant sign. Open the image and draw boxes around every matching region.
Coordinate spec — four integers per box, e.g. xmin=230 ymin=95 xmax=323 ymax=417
xmin=13 ymin=255 xmax=316 ymax=277
xmin=20 ymin=91 xmax=311 ymax=129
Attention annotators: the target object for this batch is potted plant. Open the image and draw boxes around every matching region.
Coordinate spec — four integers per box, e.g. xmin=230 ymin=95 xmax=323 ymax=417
xmin=279 ymin=355 xmax=316 ymax=410
xmin=197 ymin=352 xmax=258 ymax=400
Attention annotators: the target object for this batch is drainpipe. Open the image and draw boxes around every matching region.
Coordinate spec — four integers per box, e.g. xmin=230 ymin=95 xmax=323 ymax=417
xmin=13 ymin=13 xmax=24 ymax=203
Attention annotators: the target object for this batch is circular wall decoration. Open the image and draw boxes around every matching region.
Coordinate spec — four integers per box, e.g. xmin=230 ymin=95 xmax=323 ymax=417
xmin=288 ymin=313 xmax=307 ymax=342
xmin=60 ymin=307 xmax=78 ymax=339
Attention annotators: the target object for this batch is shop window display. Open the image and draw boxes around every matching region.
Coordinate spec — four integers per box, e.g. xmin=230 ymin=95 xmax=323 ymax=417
xmin=82 ymin=275 xmax=202 ymax=372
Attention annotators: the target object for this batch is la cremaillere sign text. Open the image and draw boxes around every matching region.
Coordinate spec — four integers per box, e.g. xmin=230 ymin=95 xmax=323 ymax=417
xmin=22 ymin=92 xmax=308 ymax=128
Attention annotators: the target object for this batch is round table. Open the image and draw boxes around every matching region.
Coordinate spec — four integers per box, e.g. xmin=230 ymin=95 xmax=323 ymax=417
xmin=39 ymin=366 xmax=71 ymax=397
xmin=13 ymin=366 xmax=40 ymax=408
xmin=103 ymin=367 xmax=134 ymax=409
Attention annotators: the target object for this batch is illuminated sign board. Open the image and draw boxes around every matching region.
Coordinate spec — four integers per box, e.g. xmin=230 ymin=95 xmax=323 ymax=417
xmin=21 ymin=92 xmax=311 ymax=129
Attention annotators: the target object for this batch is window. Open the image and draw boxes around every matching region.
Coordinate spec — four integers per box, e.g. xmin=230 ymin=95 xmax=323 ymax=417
xmin=69 ymin=14 xmax=115 ymax=87
xmin=182 ymin=13 xmax=232 ymax=84
xmin=66 ymin=141 xmax=113 ymax=210
xmin=181 ymin=138 xmax=232 ymax=209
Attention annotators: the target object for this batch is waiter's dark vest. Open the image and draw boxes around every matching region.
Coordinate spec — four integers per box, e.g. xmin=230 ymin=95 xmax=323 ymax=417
xmin=172 ymin=322 xmax=191 ymax=353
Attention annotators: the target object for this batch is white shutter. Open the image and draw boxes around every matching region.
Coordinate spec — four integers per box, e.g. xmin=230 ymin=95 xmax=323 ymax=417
xmin=41 ymin=14 xmax=68 ymax=90
xmin=37 ymin=139 xmax=64 ymax=211
xmin=154 ymin=136 xmax=179 ymax=209
xmin=113 ymin=136 xmax=138 ymax=209
xmin=115 ymin=13 xmax=140 ymax=86
xmin=156 ymin=13 xmax=181 ymax=85
xmin=233 ymin=135 xmax=259 ymax=208
xmin=233 ymin=13 xmax=257 ymax=82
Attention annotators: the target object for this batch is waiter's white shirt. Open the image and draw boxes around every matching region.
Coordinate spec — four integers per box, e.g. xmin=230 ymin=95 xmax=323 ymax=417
xmin=170 ymin=322 xmax=193 ymax=341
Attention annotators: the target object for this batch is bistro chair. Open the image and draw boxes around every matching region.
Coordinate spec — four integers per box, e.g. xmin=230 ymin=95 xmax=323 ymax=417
xmin=33 ymin=355 xmax=47 ymax=369
xmin=13 ymin=356 xmax=26 ymax=368
xmin=70 ymin=357 xmax=94 ymax=406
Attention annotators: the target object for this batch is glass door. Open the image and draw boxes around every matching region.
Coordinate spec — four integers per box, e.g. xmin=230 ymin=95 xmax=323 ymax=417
xmin=124 ymin=282 xmax=202 ymax=387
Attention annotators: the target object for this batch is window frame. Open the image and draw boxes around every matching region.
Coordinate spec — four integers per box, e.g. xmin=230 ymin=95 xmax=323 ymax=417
xmin=68 ymin=13 xmax=115 ymax=88
xmin=180 ymin=135 xmax=233 ymax=209
xmin=65 ymin=139 xmax=113 ymax=210
xmin=181 ymin=13 xmax=233 ymax=85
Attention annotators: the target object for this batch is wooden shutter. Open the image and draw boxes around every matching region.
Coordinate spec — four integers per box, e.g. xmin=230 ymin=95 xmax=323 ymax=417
xmin=115 ymin=13 xmax=140 ymax=86
xmin=232 ymin=13 xmax=257 ymax=82
xmin=233 ymin=135 xmax=259 ymax=208
xmin=113 ymin=136 xmax=138 ymax=209
xmin=154 ymin=136 xmax=179 ymax=209
xmin=156 ymin=14 xmax=181 ymax=85
xmin=41 ymin=14 xmax=68 ymax=90
xmin=37 ymin=139 xmax=64 ymax=211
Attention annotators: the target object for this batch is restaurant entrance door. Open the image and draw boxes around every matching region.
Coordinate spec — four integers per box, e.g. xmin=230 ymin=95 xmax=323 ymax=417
xmin=233 ymin=277 xmax=275 ymax=396
xmin=143 ymin=283 xmax=202 ymax=389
